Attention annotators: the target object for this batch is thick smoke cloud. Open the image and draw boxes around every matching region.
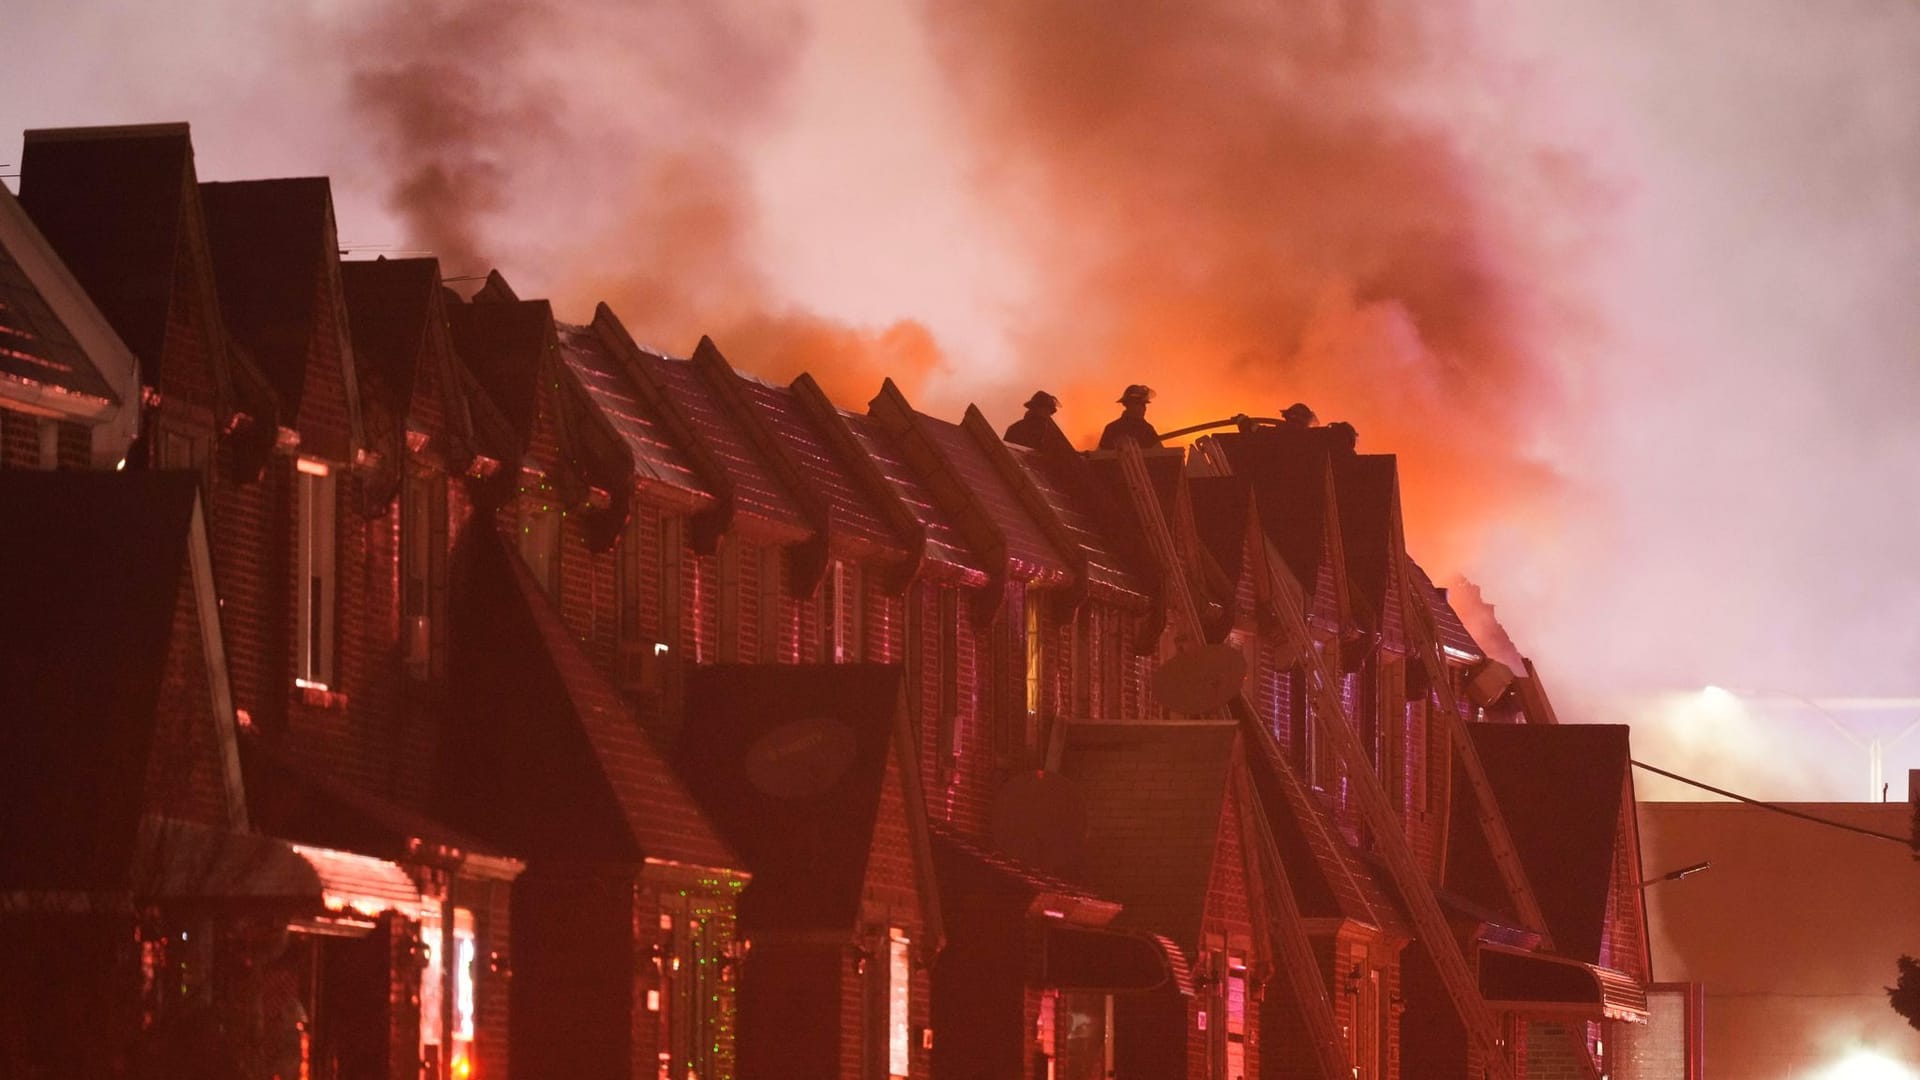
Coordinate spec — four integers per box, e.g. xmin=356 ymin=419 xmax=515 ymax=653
xmin=918 ymin=1 xmax=1586 ymax=571
xmin=6 ymin=0 xmax=1915 ymax=800
xmin=340 ymin=0 xmax=946 ymax=402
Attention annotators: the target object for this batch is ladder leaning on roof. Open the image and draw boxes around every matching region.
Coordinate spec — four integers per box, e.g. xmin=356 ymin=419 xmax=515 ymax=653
xmin=1392 ymin=523 xmax=1555 ymax=947
xmin=1111 ymin=441 xmax=1518 ymax=1080
xmin=1106 ymin=444 xmax=1351 ymax=1080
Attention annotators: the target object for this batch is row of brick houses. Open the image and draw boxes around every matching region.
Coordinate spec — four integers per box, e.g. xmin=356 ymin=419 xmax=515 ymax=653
xmin=0 ymin=121 xmax=1661 ymax=1080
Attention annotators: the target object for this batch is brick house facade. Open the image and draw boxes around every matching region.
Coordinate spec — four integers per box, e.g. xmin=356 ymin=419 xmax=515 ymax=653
xmin=1 ymin=119 xmax=1659 ymax=1080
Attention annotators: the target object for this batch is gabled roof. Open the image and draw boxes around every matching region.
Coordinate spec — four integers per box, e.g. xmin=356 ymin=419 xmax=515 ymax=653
xmin=342 ymin=257 xmax=439 ymax=421
xmin=927 ymin=820 xmax=1118 ymax=922
xmin=673 ymin=663 xmax=915 ymax=933
xmin=554 ymin=315 xmax=713 ymax=511
xmin=1188 ymin=475 xmax=1254 ymax=584
xmin=18 ymin=124 xmax=197 ymax=371
xmin=1201 ymin=428 xmax=1359 ymax=632
xmin=834 ymin=403 xmax=988 ymax=586
xmin=199 ymin=178 xmax=333 ymax=423
xmin=440 ymin=517 xmax=736 ymax=871
xmin=1058 ymin=721 xmax=1239 ymax=950
xmin=19 ymin=124 xmax=285 ymax=459
xmin=0 ymin=183 xmax=132 ymax=437
xmin=0 ymin=472 xmax=206 ymax=892
xmin=1330 ymin=453 xmax=1401 ymax=646
xmin=627 ymin=345 xmax=810 ymax=541
xmin=1409 ymin=561 xmax=1484 ymax=662
xmin=1469 ymin=723 xmax=1633 ymax=964
xmin=446 ymin=297 xmax=554 ymax=451
xmin=718 ymin=359 xmax=908 ymax=563
xmin=1002 ymin=439 xmax=1149 ymax=609
xmin=877 ymin=386 xmax=1072 ymax=588
xmin=341 ymin=256 xmax=484 ymax=506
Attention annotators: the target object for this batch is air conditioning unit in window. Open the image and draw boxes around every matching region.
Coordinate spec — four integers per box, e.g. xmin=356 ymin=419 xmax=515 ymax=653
xmin=618 ymin=640 xmax=671 ymax=694
xmin=404 ymin=615 xmax=432 ymax=673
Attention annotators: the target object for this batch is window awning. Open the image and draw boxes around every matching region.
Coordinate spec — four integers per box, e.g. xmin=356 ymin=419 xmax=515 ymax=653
xmin=1480 ymin=944 xmax=1648 ymax=1023
xmin=1041 ymin=925 xmax=1194 ymax=997
xmin=291 ymin=843 xmax=423 ymax=921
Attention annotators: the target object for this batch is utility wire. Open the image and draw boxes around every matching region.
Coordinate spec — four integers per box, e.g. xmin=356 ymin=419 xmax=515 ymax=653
xmin=1632 ymin=759 xmax=1911 ymax=845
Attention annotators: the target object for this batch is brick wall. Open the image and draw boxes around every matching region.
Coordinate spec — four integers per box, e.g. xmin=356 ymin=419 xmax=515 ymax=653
xmin=1524 ymin=1022 xmax=1592 ymax=1080
xmin=158 ymin=233 xmax=220 ymax=420
xmin=143 ymin=557 xmax=230 ymax=825
xmin=0 ymin=409 xmax=40 ymax=466
xmin=509 ymin=862 xmax=638 ymax=1079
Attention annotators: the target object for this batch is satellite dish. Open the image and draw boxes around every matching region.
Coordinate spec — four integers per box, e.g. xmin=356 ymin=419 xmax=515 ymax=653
xmin=744 ymin=716 xmax=858 ymax=799
xmin=991 ymin=771 xmax=1088 ymax=877
xmin=1152 ymin=643 xmax=1247 ymax=715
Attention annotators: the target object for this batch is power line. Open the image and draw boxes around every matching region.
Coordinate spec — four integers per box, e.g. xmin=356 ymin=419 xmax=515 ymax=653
xmin=1631 ymin=759 xmax=1911 ymax=846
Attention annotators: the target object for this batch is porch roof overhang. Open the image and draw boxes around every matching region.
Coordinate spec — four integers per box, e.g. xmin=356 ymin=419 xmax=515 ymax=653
xmin=1040 ymin=924 xmax=1194 ymax=997
xmin=290 ymin=843 xmax=424 ymax=922
xmin=1480 ymin=944 xmax=1648 ymax=1024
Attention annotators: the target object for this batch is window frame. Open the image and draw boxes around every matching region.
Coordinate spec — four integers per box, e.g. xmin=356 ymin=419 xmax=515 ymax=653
xmin=295 ymin=458 xmax=338 ymax=690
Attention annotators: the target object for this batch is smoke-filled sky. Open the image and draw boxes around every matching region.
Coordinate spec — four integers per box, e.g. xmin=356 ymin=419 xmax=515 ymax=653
xmin=5 ymin=0 xmax=1917 ymax=799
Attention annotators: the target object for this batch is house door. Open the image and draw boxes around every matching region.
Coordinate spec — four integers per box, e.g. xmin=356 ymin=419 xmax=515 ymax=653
xmin=310 ymin=922 xmax=394 ymax=1080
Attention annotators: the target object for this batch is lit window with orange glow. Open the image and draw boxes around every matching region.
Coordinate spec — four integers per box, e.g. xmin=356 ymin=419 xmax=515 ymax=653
xmin=1025 ymin=588 xmax=1043 ymax=729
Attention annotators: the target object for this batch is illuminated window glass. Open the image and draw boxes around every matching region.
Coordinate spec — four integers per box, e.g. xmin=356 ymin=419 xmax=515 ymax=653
xmin=419 ymin=905 xmax=444 ymax=1057
xmin=1225 ymin=954 xmax=1247 ymax=1080
xmin=453 ymin=908 xmax=476 ymax=1042
xmin=888 ymin=928 xmax=911 ymax=1077
xmin=1025 ymin=588 xmax=1043 ymax=728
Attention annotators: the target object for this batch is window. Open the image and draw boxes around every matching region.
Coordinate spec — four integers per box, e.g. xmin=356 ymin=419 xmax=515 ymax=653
xmin=887 ymin=928 xmax=911 ymax=1078
xmin=1099 ymin=610 xmax=1124 ymax=719
xmin=1071 ymin=609 xmax=1093 ymax=719
xmin=35 ymin=418 xmax=57 ymax=469
xmin=420 ymin=904 xmax=444 ymax=1063
xmin=758 ymin=546 xmax=784 ymax=661
xmin=718 ymin=537 xmax=741 ymax=662
xmin=296 ymin=458 xmax=337 ymax=690
xmin=1225 ymin=953 xmax=1248 ymax=1080
xmin=400 ymin=469 xmax=446 ymax=677
xmin=1380 ymin=656 xmax=1408 ymax=812
xmin=1024 ymin=588 xmax=1044 ymax=745
xmin=991 ymin=590 xmax=1019 ymax=765
xmin=1291 ymin=664 xmax=1316 ymax=787
xmin=653 ymin=900 xmax=727 ymax=1080
xmin=937 ymin=587 xmax=959 ymax=781
xmin=1054 ymin=991 xmax=1113 ymax=1080
xmin=452 ymin=908 xmax=477 ymax=1075
xmin=617 ymin=511 xmax=645 ymax=645
xmin=819 ymin=559 xmax=865 ymax=663
xmin=660 ymin=515 xmax=683 ymax=655
xmin=517 ymin=493 xmax=560 ymax=597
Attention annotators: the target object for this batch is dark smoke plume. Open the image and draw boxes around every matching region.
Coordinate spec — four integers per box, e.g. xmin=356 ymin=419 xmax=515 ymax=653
xmin=341 ymin=0 xmax=947 ymax=401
